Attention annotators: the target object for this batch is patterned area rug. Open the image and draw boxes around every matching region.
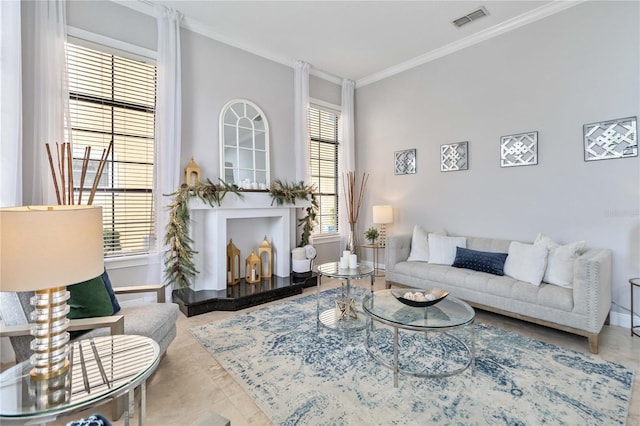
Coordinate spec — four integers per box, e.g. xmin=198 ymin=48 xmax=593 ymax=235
xmin=190 ymin=287 xmax=634 ymax=425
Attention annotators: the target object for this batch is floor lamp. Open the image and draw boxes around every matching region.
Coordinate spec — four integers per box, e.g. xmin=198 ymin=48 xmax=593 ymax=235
xmin=372 ymin=205 xmax=393 ymax=248
xmin=0 ymin=205 xmax=103 ymax=380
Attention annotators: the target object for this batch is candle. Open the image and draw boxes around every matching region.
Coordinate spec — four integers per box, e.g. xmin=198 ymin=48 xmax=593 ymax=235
xmin=349 ymin=254 xmax=357 ymax=269
xmin=339 ymin=256 xmax=349 ymax=269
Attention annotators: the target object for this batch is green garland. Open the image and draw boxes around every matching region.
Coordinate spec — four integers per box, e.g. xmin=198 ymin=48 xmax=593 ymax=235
xmin=164 ymin=178 xmax=316 ymax=289
xmin=269 ymin=180 xmax=317 ymax=246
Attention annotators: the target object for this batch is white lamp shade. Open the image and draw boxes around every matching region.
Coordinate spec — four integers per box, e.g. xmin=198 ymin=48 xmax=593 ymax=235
xmin=0 ymin=205 xmax=104 ymax=291
xmin=372 ymin=205 xmax=393 ymax=224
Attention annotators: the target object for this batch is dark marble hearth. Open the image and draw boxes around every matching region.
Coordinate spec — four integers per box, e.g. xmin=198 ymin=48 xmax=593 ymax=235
xmin=172 ymin=273 xmax=317 ymax=317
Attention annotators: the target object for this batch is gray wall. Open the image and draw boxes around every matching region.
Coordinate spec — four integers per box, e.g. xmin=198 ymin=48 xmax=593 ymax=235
xmin=355 ymin=1 xmax=640 ymax=316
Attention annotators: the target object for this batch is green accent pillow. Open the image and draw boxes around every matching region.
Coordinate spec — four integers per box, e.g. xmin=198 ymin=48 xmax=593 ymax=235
xmin=67 ymin=276 xmax=114 ymax=319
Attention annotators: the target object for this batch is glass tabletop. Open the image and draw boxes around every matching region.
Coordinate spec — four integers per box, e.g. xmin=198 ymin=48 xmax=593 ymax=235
xmin=362 ymin=289 xmax=475 ymax=331
xmin=0 ymin=334 xmax=160 ymax=420
xmin=317 ymin=262 xmax=374 ymax=279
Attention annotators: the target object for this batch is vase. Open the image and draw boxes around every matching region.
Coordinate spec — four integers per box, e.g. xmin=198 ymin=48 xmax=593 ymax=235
xmin=346 ymin=223 xmax=359 ymax=257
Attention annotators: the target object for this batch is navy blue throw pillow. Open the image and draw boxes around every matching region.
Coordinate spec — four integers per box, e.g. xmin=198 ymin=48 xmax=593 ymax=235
xmin=452 ymin=247 xmax=508 ymax=276
xmin=101 ymin=268 xmax=121 ymax=314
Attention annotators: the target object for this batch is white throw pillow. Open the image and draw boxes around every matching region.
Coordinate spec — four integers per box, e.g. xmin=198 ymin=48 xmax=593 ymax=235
xmin=407 ymin=226 xmax=446 ymax=262
xmin=504 ymin=241 xmax=548 ymax=286
xmin=407 ymin=225 xmax=429 ymax=262
xmin=534 ymin=233 xmax=586 ymax=288
xmin=428 ymin=234 xmax=466 ymax=265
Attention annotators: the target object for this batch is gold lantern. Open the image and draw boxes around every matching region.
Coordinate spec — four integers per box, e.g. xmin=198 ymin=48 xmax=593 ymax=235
xmin=227 ymin=239 xmax=241 ymax=285
xmin=258 ymin=235 xmax=272 ymax=278
xmin=245 ymin=250 xmax=261 ymax=284
xmin=184 ymin=157 xmax=201 ymax=186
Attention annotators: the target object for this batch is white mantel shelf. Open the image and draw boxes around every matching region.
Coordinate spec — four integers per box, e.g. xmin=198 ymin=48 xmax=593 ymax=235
xmin=188 ymin=192 xmax=311 ymax=291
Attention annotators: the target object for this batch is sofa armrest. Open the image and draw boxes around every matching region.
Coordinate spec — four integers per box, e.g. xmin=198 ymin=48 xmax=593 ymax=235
xmin=115 ymin=284 xmax=166 ymax=303
xmin=0 ymin=315 xmax=125 ymax=338
xmin=572 ymin=248 xmax=612 ymax=332
xmin=385 ymin=235 xmax=412 ymax=272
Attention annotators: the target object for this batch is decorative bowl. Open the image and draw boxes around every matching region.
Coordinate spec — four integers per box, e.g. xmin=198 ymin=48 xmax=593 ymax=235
xmin=390 ymin=288 xmax=449 ymax=307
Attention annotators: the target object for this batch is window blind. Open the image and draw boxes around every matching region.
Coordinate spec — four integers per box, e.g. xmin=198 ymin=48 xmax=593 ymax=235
xmin=66 ymin=43 xmax=157 ymax=257
xmin=308 ymin=105 xmax=340 ymax=234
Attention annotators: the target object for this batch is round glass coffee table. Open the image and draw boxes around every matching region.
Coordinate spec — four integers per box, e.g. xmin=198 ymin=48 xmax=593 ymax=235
xmin=363 ymin=289 xmax=475 ymax=387
xmin=316 ymin=262 xmax=374 ymax=333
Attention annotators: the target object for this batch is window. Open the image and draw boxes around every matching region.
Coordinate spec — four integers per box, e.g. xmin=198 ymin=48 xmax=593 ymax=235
xmin=66 ymin=42 xmax=157 ymax=257
xmin=308 ymin=104 xmax=340 ymax=235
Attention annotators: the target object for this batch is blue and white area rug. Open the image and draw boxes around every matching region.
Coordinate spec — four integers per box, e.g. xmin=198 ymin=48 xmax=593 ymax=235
xmin=190 ymin=288 xmax=634 ymax=425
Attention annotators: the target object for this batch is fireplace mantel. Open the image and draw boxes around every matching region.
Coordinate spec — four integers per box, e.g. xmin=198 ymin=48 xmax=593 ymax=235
xmin=189 ymin=192 xmax=310 ymax=291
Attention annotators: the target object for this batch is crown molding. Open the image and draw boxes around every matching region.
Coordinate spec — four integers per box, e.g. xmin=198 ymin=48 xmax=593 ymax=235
xmin=356 ymin=1 xmax=584 ymax=88
xmin=113 ymin=0 xmax=582 ymax=88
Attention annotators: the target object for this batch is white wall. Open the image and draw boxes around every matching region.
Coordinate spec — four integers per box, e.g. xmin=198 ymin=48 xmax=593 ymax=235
xmin=355 ymin=1 xmax=640 ymax=316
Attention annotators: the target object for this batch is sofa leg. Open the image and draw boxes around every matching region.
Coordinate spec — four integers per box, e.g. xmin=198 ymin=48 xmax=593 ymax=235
xmin=604 ymin=313 xmax=610 ymax=326
xmin=385 ymin=281 xmax=391 ymax=289
xmin=588 ymin=334 xmax=599 ymax=354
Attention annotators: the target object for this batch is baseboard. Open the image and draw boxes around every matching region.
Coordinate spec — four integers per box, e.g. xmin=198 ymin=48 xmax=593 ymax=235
xmin=609 ymin=311 xmax=637 ymax=329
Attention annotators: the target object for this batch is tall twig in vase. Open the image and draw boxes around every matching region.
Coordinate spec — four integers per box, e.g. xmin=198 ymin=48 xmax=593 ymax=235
xmin=342 ymin=171 xmax=369 ymax=256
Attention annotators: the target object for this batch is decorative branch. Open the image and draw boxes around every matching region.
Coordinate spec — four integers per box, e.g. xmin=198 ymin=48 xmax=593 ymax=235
xmin=343 ymin=171 xmax=369 ymax=225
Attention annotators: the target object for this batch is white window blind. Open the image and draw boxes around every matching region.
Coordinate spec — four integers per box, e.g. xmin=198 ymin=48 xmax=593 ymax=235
xmin=308 ymin=104 xmax=340 ymax=235
xmin=66 ymin=43 xmax=157 ymax=257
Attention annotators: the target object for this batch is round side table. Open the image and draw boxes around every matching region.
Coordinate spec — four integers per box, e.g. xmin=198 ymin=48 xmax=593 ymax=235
xmin=631 ymin=278 xmax=640 ymax=338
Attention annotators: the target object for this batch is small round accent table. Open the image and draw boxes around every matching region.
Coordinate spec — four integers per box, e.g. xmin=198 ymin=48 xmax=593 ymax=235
xmin=316 ymin=262 xmax=374 ymax=333
xmin=0 ymin=335 xmax=160 ymax=426
xmin=631 ymin=278 xmax=640 ymax=338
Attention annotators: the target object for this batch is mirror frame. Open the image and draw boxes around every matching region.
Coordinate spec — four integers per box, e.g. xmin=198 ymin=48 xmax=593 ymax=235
xmin=219 ymin=99 xmax=270 ymax=189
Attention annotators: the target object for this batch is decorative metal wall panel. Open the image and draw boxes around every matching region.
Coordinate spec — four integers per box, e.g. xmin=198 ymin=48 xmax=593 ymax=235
xmin=584 ymin=116 xmax=637 ymax=161
xmin=501 ymin=131 xmax=538 ymax=167
xmin=394 ymin=149 xmax=416 ymax=175
xmin=441 ymin=142 xmax=468 ymax=172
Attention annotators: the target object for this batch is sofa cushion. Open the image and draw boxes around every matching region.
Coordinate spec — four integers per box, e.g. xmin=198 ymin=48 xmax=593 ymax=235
xmin=67 ymin=276 xmax=115 ymax=319
xmin=428 ymin=234 xmax=466 ymax=265
xmin=504 ymin=242 xmax=548 ymax=286
xmin=534 ymin=233 xmax=586 ymax=288
xmin=407 ymin=226 xmax=446 ymax=262
xmin=407 ymin=225 xmax=429 ymax=262
xmin=452 ymin=247 xmax=508 ymax=276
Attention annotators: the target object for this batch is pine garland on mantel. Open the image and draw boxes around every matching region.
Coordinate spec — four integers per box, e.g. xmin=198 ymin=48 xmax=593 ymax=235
xmin=164 ymin=178 xmax=316 ymax=290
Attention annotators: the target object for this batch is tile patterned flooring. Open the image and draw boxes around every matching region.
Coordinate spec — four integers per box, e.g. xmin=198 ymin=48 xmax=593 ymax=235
xmin=42 ymin=277 xmax=639 ymax=425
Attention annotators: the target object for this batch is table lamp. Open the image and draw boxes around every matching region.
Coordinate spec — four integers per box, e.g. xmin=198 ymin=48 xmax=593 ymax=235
xmin=0 ymin=205 xmax=103 ymax=379
xmin=372 ymin=205 xmax=393 ymax=247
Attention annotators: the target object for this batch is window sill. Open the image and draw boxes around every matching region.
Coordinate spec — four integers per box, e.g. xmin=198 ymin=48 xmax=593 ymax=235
xmin=105 ymin=252 xmax=161 ymax=269
xmin=311 ymin=234 xmax=342 ymax=244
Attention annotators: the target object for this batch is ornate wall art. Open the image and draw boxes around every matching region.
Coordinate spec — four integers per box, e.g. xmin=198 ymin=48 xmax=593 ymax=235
xmin=500 ymin=131 xmax=538 ymax=167
xmin=441 ymin=142 xmax=468 ymax=172
xmin=583 ymin=116 xmax=637 ymax=161
xmin=394 ymin=149 xmax=416 ymax=175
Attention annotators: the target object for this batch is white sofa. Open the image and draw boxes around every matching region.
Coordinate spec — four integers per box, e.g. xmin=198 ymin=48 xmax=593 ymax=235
xmin=385 ymin=233 xmax=612 ymax=353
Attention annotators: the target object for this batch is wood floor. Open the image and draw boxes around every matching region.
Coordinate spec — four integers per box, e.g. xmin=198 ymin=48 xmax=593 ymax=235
xmin=42 ymin=276 xmax=639 ymax=425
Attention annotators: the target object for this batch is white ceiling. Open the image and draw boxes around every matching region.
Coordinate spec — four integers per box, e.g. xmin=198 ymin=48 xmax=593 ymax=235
xmin=124 ymin=1 xmax=580 ymax=86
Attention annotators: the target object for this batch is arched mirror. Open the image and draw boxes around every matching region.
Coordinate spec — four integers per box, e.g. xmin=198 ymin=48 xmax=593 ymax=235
xmin=219 ymin=99 xmax=270 ymax=189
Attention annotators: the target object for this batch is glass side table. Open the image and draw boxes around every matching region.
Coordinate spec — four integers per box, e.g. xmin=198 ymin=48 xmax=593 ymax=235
xmin=316 ymin=262 xmax=374 ymax=333
xmin=631 ymin=278 xmax=640 ymax=338
xmin=361 ymin=243 xmax=385 ymax=277
xmin=0 ymin=334 xmax=160 ymax=426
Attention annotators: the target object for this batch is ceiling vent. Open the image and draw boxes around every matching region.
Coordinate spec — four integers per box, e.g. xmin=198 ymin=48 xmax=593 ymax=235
xmin=452 ymin=6 xmax=489 ymax=28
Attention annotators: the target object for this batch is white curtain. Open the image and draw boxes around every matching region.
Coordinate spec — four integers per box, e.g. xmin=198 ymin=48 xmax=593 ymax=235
xmin=155 ymin=5 xmax=183 ymax=286
xmin=0 ymin=0 xmax=23 ymax=208
xmin=339 ymin=78 xmax=356 ymax=241
xmin=23 ymin=0 xmax=70 ymax=205
xmin=294 ymin=60 xmax=310 ymax=184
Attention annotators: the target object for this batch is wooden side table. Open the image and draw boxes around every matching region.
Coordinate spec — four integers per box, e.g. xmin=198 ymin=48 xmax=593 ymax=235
xmin=362 ymin=243 xmax=385 ymax=277
xmin=631 ymin=278 xmax=640 ymax=338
